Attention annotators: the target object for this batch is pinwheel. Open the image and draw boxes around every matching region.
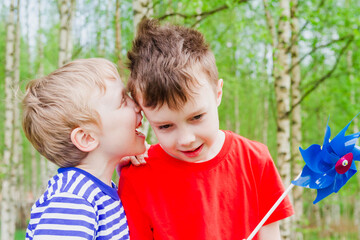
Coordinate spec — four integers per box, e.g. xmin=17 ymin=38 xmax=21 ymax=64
xmin=246 ymin=116 xmax=360 ymax=240
xmin=292 ymin=118 xmax=360 ymax=203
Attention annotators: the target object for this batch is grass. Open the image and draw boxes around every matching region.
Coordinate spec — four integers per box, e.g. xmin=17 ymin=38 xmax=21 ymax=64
xmin=15 ymin=229 xmax=26 ymax=240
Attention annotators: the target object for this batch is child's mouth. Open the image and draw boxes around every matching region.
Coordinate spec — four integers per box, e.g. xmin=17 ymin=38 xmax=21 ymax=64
xmin=181 ymin=144 xmax=204 ymax=158
xmin=135 ymin=119 xmax=145 ymax=138
xmin=135 ymin=129 xmax=145 ymax=136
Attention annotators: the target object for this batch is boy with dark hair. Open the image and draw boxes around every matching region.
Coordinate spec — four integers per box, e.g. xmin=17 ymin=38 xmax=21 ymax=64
xmin=119 ymin=19 xmax=294 ymax=240
xmin=23 ymin=58 xmax=146 ymax=239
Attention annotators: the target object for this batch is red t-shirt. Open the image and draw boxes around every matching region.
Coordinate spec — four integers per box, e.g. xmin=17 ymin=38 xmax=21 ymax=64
xmin=119 ymin=130 xmax=294 ymax=240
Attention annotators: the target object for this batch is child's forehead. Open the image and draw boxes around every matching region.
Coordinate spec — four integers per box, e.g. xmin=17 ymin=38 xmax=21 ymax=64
xmin=131 ymin=62 xmax=218 ymax=111
xmin=143 ymin=80 xmax=214 ymax=110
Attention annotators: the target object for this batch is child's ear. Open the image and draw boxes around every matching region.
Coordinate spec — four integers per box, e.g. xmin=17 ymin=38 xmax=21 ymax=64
xmin=71 ymin=127 xmax=99 ymax=152
xmin=216 ymin=79 xmax=224 ymax=106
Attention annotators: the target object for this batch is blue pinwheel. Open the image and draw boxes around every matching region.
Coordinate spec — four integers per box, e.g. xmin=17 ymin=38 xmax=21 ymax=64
xmin=246 ymin=116 xmax=360 ymax=240
xmin=292 ymin=117 xmax=360 ymax=204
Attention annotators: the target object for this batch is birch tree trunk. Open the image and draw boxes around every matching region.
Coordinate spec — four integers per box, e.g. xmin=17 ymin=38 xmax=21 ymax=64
xmin=30 ymin=147 xmax=38 ymax=199
xmin=37 ymin=2 xmax=44 ymax=77
xmin=348 ymin=50 xmax=358 ymax=133
xmin=115 ymin=0 xmax=122 ymax=66
xmin=274 ymin=0 xmax=292 ymax=238
xmin=347 ymin=49 xmax=360 ymax=238
xmin=331 ymin=195 xmax=341 ymax=238
xmin=24 ymin=0 xmax=34 ymax=206
xmin=263 ymin=0 xmax=292 ymax=238
xmin=132 ymin=0 xmax=155 ymax=143
xmin=1 ymin=0 xmax=17 ymax=238
xmin=96 ymin=0 xmax=103 ymax=55
xmin=13 ymin=0 xmax=26 ymax=228
xmin=115 ymin=0 xmax=123 ymax=72
xmin=132 ymin=0 xmax=153 ymax=33
xmin=104 ymin=0 xmax=111 ymax=53
xmin=262 ymin=44 xmax=270 ymax=145
xmin=290 ymin=0 xmax=303 ymax=239
xmin=58 ymin=0 xmax=74 ymax=66
xmin=263 ymin=0 xmax=277 ymax=147
xmin=31 ymin=0 xmax=43 ymax=199
xmin=66 ymin=0 xmax=75 ymax=62
xmin=36 ymin=0 xmax=49 ymax=196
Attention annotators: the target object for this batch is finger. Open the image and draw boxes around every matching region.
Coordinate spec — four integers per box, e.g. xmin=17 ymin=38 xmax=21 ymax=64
xmin=136 ymin=155 xmax=147 ymax=164
xmin=129 ymin=156 xmax=141 ymax=166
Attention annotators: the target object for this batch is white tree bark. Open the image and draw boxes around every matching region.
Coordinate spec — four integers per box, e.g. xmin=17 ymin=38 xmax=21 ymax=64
xmin=104 ymin=0 xmax=111 ymax=53
xmin=347 ymin=49 xmax=360 ymax=239
xmin=66 ymin=0 xmax=75 ymax=62
xmin=132 ymin=0 xmax=155 ymax=143
xmin=115 ymin=0 xmax=123 ymax=73
xmin=13 ymin=0 xmax=25 ymax=228
xmin=132 ymin=0 xmax=153 ymax=34
xmin=276 ymin=0 xmax=291 ymax=182
xmin=290 ymin=0 xmax=303 ymax=239
xmin=30 ymin=147 xmax=38 ymax=198
xmin=96 ymin=0 xmax=103 ymax=55
xmin=273 ymin=0 xmax=292 ymax=238
xmin=115 ymin=0 xmax=121 ymax=58
xmin=1 ymin=0 xmax=17 ymax=238
xmin=58 ymin=0 xmax=74 ymax=67
xmin=37 ymin=0 xmax=44 ymax=77
xmin=262 ymin=44 xmax=270 ymax=145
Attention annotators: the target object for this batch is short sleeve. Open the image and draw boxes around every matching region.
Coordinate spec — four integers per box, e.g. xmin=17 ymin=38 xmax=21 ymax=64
xmin=31 ymin=193 xmax=97 ymax=240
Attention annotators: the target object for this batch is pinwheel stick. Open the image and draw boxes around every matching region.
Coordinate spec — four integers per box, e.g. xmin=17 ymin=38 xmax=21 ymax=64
xmin=246 ymin=183 xmax=295 ymax=240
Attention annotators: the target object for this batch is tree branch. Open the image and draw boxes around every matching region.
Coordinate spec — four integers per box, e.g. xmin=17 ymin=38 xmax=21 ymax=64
xmin=288 ymin=35 xmax=354 ymax=114
xmin=157 ymin=0 xmax=248 ymax=24
xmin=286 ymin=0 xmax=325 ymax=53
xmin=287 ymin=34 xmax=353 ymax=74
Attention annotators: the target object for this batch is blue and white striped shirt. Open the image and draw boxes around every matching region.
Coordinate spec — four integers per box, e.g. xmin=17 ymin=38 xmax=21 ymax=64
xmin=26 ymin=167 xmax=130 ymax=240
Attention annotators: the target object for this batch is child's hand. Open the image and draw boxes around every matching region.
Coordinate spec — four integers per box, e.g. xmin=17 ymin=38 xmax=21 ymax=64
xmin=121 ymin=155 xmax=147 ymax=167
xmin=116 ymin=141 xmax=150 ymax=176
xmin=116 ymin=155 xmax=147 ymax=176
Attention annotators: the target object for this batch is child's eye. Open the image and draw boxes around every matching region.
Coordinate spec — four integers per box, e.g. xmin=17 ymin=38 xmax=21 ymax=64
xmin=159 ymin=124 xmax=172 ymax=130
xmin=192 ymin=114 xmax=203 ymax=120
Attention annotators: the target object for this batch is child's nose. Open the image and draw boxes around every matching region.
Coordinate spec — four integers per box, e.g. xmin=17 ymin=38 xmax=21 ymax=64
xmin=178 ymin=129 xmax=196 ymax=146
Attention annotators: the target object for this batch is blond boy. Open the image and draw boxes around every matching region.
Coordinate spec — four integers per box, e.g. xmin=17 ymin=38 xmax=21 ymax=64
xmin=23 ymin=58 xmax=146 ymax=239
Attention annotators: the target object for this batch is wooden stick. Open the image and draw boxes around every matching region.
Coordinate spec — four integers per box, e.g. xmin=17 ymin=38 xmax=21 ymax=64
xmin=246 ymin=183 xmax=295 ymax=240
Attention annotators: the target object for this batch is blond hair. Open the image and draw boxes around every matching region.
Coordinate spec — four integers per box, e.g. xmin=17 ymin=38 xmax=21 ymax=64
xmin=22 ymin=58 xmax=120 ymax=167
xmin=127 ymin=18 xmax=219 ymax=110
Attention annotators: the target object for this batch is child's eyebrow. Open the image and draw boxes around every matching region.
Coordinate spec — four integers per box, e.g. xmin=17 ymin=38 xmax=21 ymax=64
xmin=150 ymin=108 xmax=207 ymax=125
xmin=187 ymin=108 xmax=206 ymax=117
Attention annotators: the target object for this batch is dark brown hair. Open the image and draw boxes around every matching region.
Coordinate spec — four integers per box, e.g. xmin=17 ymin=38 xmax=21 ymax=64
xmin=127 ymin=18 xmax=218 ymax=110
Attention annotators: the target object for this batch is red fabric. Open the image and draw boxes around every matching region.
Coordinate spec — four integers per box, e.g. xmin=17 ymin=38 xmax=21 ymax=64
xmin=119 ymin=130 xmax=294 ymax=240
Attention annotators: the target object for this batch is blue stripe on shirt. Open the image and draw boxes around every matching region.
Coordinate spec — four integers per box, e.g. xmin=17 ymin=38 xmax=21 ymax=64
xmin=26 ymin=168 xmax=129 ymax=240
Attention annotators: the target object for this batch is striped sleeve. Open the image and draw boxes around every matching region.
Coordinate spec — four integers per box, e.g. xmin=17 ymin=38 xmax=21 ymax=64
xmin=29 ymin=192 xmax=97 ymax=240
